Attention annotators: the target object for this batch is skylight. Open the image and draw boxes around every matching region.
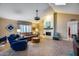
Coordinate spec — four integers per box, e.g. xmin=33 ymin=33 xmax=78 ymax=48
xmin=55 ymin=3 xmax=66 ymax=5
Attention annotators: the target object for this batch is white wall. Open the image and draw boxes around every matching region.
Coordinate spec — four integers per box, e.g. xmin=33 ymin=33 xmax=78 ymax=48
xmin=56 ymin=13 xmax=79 ymax=39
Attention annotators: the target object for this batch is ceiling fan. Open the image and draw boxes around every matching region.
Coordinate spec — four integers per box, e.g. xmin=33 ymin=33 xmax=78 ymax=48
xmin=34 ymin=10 xmax=40 ymax=20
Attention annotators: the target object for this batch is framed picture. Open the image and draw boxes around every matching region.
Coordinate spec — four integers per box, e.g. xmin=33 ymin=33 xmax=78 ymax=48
xmin=6 ymin=24 xmax=14 ymax=32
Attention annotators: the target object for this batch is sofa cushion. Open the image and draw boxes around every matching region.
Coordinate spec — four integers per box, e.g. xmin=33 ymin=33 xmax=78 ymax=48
xmin=0 ymin=36 xmax=7 ymax=43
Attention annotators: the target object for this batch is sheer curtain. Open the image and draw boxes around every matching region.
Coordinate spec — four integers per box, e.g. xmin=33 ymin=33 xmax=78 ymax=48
xmin=19 ymin=25 xmax=32 ymax=33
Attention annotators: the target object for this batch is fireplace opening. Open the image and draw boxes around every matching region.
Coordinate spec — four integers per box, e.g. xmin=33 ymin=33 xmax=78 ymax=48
xmin=46 ymin=32 xmax=51 ymax=36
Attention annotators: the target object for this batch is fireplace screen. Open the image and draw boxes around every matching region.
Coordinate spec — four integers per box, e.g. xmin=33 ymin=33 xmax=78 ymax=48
xmin=46 ymin=32 xmax=51 ymax=36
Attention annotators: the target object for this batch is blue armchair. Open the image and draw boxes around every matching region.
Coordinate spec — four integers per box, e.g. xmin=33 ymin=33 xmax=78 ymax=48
xmin=53 ymin=32 xmax=61 ymax=40
xmin=8 ymin=34 xmax=28 ymax=51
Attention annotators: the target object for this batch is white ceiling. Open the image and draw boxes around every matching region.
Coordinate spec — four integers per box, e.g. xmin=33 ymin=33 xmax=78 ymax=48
xmin=0 ymin=3 xmax=49 ymax=21
xmin=49 ymin=3 xmax=79 ymax=15
xmin=0 ymin=3 xmax=79 ymax=21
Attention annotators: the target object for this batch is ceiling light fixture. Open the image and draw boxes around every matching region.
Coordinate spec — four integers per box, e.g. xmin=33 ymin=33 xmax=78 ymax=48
xmin=55 ymin=3 xmax=66 ymax=5
xmin=34 ymin=10 xmax=40 ymax=20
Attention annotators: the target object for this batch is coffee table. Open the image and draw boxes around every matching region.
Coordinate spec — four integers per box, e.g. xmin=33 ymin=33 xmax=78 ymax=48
xmin=32 ymin=37 xmax=40 ymax=43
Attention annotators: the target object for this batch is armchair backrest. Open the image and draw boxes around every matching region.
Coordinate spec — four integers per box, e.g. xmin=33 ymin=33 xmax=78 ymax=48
xmin=54 ymin=32 xmax=61 ymax=38
xmin=8 ymin=34 xmax=16 ymax=44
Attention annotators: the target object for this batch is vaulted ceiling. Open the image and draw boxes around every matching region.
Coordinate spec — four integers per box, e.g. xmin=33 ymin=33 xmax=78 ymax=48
xmin=0 ymin=3 xmax=49 ymax=21
xmin=49 ymin=3 xmax=79 ymax=14
xmin=0 ymin=3 xmax=79 ymax=21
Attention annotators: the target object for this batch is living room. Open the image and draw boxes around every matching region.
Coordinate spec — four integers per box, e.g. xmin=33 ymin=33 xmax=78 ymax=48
xmin=0 ymin=3 xmax=79 ymax=56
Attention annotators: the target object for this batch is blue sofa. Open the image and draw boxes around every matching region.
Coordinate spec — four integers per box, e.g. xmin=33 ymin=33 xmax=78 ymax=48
xmin=8 ymin=34 xmax=28 ymax=51
xmin=0 ymin=36 xmax=7 ymax=43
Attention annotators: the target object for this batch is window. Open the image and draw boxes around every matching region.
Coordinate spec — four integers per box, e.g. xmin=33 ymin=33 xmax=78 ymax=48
xmin=19 ymin=25 xmax=32 ymax=33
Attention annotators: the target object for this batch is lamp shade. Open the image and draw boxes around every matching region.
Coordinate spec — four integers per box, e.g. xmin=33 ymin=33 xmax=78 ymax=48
xmin=17 ymin=29 xmax=21 ymax=33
